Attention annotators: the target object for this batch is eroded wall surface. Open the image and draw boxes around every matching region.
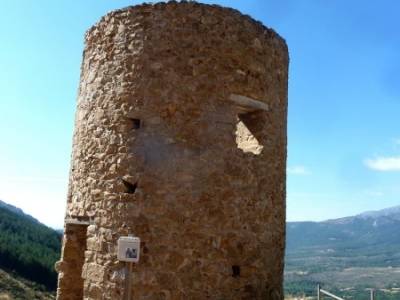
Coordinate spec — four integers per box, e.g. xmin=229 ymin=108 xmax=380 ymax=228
xmin=57 ymin=2 xmax=288 ymax=299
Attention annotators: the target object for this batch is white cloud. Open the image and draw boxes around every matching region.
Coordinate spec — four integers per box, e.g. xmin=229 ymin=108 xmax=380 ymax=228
xmin=364 ymin=156 xmax=400 ymax=171
xmin=287 ymin=165 xmax=311 ymax=175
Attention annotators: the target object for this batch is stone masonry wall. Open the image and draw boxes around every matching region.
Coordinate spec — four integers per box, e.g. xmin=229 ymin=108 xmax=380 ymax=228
xmin=56 ymin=223 xmax=87 ymax=299
xmin=57 ymin=2 xmax=288 ymax=299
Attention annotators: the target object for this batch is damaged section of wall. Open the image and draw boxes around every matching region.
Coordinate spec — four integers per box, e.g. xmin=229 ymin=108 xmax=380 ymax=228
xmin=56 ymin=222 xmax=88 ymax=299
xmin=56 ymin=2 xmax=288 ymax=299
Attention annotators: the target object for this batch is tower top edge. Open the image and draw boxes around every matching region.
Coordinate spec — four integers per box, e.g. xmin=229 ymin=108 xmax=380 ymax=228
xmin=84 ymin=1 xmax=287 ymax=50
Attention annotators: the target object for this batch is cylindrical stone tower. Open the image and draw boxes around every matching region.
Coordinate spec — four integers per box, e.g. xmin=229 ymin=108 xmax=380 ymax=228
xmin=56 ymin=2 xmax=288 ymax=300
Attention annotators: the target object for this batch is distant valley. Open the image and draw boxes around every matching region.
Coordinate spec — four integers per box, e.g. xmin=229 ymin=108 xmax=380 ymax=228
xmin=285 ymin=205 xmax=400 ymax=299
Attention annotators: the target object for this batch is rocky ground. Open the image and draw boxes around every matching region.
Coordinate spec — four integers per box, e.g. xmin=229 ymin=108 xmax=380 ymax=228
xmin=0 ymin=268 xmax=55 ymax=300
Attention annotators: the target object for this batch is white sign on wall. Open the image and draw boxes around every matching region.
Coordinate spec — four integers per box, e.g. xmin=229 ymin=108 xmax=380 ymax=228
xmin=117 ymin=236 xmax=141 ymax=263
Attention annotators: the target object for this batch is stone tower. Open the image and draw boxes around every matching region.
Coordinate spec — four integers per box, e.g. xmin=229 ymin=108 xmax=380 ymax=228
xmin=56 ymin=2 xmax=288 ymax=299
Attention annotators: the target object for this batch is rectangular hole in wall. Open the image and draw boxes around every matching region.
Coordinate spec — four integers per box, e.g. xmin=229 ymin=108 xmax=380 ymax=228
xmin=229 ymin=94 xmax=267 ymax=155
xmin=122 ymin=179 xmax=138 ymax=194
xmin=129 ymin=118 xmax=141 ymax=129
xmin=235 ymin=112 xmax=264 ymax=155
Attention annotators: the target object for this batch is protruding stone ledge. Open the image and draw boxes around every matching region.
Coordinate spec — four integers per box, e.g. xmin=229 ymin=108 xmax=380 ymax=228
xmin=229 ymin=94 xmax=269 ymax=113
xmin=65 ymin=218 xmax=92 ymax=226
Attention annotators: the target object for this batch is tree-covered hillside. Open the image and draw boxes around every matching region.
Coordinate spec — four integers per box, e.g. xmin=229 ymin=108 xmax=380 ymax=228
xmin=0 ymin=204 xmax=61 ymax=290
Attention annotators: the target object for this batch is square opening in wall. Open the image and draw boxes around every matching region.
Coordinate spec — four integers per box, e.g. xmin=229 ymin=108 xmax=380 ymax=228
xmin=235 ymin=112 xmax=264 ymax=155
xmin=130 ymin=118 xmax=141 ymax=129
xmin=122 ymin=179 xmax=138 ymax=194
xmin=229 ymin=94 xmax=267 ymax=155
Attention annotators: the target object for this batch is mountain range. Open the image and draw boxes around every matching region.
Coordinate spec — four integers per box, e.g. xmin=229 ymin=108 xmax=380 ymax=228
xmin=285 ymin=205 xmax=400 ymax=299
xmin=287 ymin=205 xmax=400 ymax=254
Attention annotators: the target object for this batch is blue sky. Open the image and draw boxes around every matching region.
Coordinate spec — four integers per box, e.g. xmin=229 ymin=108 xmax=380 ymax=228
xmin=0 ymin=0 xmax=399 ymax=228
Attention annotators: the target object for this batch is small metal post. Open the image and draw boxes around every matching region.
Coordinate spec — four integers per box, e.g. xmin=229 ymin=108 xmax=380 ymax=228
xmin=124 ymin=262 xmax=133 ymax=300
xmin=317 ymin=284 xmax=320 ymax=300
xmin=370 ymin=289 xmax=374 ymax=300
